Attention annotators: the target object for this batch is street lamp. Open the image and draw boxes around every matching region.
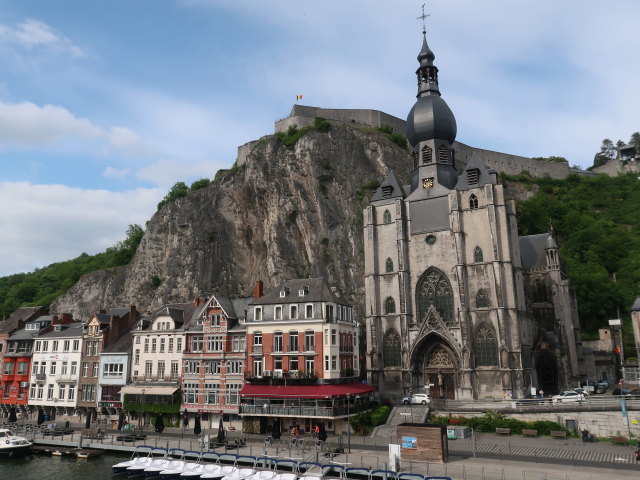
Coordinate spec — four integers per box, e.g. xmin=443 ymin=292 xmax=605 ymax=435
xmin=346 ymin=394 xmax=351 ymax=453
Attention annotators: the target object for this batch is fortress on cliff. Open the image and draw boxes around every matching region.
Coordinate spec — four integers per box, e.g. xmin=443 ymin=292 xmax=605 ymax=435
xmin=237 ymin=104 xmax=592 ymax=180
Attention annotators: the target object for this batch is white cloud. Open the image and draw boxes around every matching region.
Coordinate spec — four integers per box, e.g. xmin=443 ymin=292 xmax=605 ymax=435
xmin=0 ymin=181 xmax=162 ymax=276
xmin=135 ymin=159 xmax=218 ymax=188
xmin=0 ymin=101 xmax=148 ymax=156
xmin=0 ymin=18 xmax=85 ymax=57
xmin=103 ymin=166 xmax=132 ymax=181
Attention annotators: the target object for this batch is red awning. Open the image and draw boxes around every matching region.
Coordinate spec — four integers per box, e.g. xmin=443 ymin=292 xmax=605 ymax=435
xmin=239 ymin=383 xmax=376 ymax=399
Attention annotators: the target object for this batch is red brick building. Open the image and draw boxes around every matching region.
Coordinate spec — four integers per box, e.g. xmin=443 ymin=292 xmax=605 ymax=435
xmin=182 ymin=295 xmax=250 ymax=427
xmin=240 ymin=278 xmax=374 ymax=435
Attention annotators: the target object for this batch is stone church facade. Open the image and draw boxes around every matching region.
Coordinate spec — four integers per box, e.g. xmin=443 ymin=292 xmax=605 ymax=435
xmin=364 ymin=30 xmax=584 ymax=401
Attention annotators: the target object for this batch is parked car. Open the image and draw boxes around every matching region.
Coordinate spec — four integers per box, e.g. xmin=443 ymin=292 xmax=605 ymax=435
xmin=579 ymin=381 xmax=595 ymax=394
xmin=594 ymin=381 xmax=608 ymax=394
xmin=551 ymin=390 xmax=585 ymax=403
xmin=612 ymin=388 xmax=632 ymax=396
xmin=572 ymin=387 xmax=590 ymax=397
xmin=402 ymin=393 xmax=431 ymax=405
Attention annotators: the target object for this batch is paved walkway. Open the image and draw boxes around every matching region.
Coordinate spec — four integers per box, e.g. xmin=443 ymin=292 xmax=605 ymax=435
xmin=20 ymin=423 xmax=640 ymax=480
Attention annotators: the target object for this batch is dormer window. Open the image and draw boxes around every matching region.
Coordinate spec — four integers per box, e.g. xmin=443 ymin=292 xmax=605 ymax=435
xmin=467 ymin=168 xmax=480 ymax=185
xmin=279 ymin=287 xmax=291 ymax=298
xmin=381 ymin=185 xmax=393 ymax=198
xmin=298 ymin=286 xmax=309 ymax=297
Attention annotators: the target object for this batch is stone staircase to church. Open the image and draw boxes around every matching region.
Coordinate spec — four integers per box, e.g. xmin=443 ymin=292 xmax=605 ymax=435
xmin=372 ymin=404 xmax=430 ymax=438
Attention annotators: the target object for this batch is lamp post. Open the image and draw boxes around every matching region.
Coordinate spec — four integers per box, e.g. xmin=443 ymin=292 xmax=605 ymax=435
xmin=141 ymin=388 xmax=146 ymax=428
xmin=346 ymin=394 xmax=351 ymax=453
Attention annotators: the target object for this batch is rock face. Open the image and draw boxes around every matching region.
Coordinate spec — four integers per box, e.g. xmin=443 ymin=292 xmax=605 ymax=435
xmin=51 ymin=125 xmax=411 ymax=319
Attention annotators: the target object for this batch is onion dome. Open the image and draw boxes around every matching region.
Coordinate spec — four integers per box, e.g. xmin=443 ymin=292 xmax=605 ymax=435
xmin=406 ymin=33 xmax=457 ymax=147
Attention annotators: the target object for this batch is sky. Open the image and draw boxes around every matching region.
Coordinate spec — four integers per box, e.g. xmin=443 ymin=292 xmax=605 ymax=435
xmin=0 ymin=0 xmax=639 ymax=277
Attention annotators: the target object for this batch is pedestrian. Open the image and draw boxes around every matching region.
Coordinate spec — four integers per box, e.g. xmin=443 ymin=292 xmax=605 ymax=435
xmin=538 ymin=389 xmax=544 ymax=398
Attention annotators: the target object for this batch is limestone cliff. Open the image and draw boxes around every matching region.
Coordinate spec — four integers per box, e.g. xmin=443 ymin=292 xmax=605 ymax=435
xmin=51 ymin=125 xmax=411 ymax=319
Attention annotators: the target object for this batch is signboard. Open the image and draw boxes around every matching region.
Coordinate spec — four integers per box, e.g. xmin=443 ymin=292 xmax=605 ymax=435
xmin=99 ymin=401 xmax=122 ymax=408
xmin=401 ymin=436 xmax=417 ymax=449
xmin=42 ymin=353 xmax=69 ymax=361
xmin=608 ymin=319 xmax=621 ymax=326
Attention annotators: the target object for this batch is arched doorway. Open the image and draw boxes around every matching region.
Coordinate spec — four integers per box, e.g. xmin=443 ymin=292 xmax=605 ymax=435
xmin=536 ymin=352 xmax=558 ymax=394
xmin=422 ymin=344 xmax=457 ymax=399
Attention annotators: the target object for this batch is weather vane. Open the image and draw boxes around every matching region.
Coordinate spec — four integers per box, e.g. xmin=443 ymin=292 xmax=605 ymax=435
xmin=417 ymin=3 xmax=430 ymax=34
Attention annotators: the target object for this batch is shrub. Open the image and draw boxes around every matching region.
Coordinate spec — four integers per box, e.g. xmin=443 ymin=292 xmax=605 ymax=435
xmin=314 ymin=117 xmax=331 ymax=132
xmin=190 ymin=178 xmax=211 ymax=191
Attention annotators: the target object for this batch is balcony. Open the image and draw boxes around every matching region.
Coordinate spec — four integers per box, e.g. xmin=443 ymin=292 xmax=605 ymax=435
xmin=35 ymin=373 xmax=46 ymax=382
xmin=56 ymin=374 xmax=77 ymax=384
xmin=239 ymin=401 xmax=375 ymax=419
xmin=244 ymin=370 xmax=318 ymax=385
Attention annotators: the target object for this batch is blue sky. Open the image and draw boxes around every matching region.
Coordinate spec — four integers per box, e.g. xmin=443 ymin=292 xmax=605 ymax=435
xmin=0 ymin=0 xmax=639 ymax=276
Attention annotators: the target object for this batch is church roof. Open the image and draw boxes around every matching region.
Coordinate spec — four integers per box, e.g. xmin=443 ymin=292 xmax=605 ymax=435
xmin=454 ymin=152 xmax=495 ymax=190
xmin=519 ymin=233 xmax=551 ymax=269
xmin=370 ymin=171 xmax=406 ymax=202
xmin=406 ymin=32 xmax=457 ymax=147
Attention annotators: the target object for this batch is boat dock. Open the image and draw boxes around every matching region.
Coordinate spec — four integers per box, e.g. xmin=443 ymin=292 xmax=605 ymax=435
xmin=32 ymin=444 xmax=105 ymax=459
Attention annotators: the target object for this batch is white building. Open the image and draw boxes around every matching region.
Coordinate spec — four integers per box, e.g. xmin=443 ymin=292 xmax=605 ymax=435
xmin=123 ymin=303 xmax=202 ymax=423
xmin=29 ymin=321 xmax=84 ymax=419
xmin=98 ymin=329 xmax=133 ymax=419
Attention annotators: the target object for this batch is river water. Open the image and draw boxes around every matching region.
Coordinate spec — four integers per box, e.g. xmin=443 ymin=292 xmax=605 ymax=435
xmin=0 ymin=452 xmax=128 ymax=479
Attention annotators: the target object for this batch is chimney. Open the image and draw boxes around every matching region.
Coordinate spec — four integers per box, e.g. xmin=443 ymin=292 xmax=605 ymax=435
xmin=253 ymin=281 xmax=264 ymax=299
xmin=51 ymin=315 xmax=59 ymax=325
xmin=195 ymin=297 xmax=201 ymax=307
xmin=61 ymin=313 xmax=73 ymax=324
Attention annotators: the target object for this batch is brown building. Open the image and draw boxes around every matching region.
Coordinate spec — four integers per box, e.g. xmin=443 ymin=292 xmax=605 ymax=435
xmin=77 ymin=306 xmax=138 ymax=422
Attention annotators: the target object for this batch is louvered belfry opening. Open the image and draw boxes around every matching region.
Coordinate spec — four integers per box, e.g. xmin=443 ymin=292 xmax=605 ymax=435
xmin=467 ymin=168 xmax=479 ymax=185
xmin=421 ymin=144 xmax=432 ymax=164
xmin=438 ymin=145 xmax=448 ymax=163
xmin=382 ymin=185 xmax=393 ymax=198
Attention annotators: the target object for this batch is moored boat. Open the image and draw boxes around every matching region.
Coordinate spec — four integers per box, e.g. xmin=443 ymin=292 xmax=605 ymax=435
xmin=0 ymin=428 xmax=32 ymax=456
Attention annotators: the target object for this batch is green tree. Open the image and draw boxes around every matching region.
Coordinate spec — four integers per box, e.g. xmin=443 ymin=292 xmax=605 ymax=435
xmin=592 ymin=138 xmax=616 ymax=167
xmin=630 ymin=132 xmax=640 ymax=156
xmin=157 ymin=181 xmax=189 ymax=210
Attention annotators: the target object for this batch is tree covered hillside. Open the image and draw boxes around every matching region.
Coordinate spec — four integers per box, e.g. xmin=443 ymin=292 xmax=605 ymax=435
xmin=0 ymin=224 xmax=144 ymax=318
xmin=510 ymin=172 xmax=640 ymax=346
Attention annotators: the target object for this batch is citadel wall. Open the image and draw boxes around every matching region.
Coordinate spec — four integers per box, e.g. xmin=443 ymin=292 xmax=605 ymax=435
xmin=236 ymin=105 xmax=588 ymax=181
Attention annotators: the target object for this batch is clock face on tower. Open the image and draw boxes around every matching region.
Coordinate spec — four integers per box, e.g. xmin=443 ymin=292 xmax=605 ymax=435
xmin=422 ymin=177 xmax=434 ymax=189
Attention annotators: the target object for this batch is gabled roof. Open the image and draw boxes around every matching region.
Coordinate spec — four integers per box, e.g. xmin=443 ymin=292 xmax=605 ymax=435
xmin=103 ymin=326 xmax=133 ymax=354
xmin=39 ymin=322 xmax=84 ymax=338
xmin=631 ymin=297 xmax=640 ymax=311
xmin=370 ymin=171 xmax=406 ymax=202
xmin=519 ymin=233 xmax=550 ymax=270
xmin=0 ymin=306 xmax=45 ymax=334
xmin=250 ymin=277 xmax=344 ymax=306
xmin=454 ymin=152 xmax=495 ymax=190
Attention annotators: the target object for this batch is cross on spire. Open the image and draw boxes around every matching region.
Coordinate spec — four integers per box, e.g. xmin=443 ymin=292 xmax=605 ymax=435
xmin=417 ymin=3 xmax=430 ymax=34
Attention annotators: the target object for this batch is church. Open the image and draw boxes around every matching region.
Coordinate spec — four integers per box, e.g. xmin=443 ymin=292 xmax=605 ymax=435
xmin=363 ymin=27 xmax=584 ymax=400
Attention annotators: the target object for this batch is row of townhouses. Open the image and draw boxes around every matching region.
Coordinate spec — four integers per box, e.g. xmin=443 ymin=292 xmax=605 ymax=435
xmin=0 ymin=278 xmax=372 ymax=435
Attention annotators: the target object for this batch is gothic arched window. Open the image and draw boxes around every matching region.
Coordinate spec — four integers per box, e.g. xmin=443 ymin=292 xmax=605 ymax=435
xmin=476 ymin=289 xmax=490 ymax=308
xmin=475 ymin=324 xmax=498 ymax=366
xmin=416 ymin=268 xmax=454 ymax=324
xmin=473 ymin=246 xmax=483 ymax=263
xmin=469 ymin=194 xmax=479 ymax=210
xmin=384 ymin=297 xmax=396 ymax=314
xmin=385 ymin=257 xmax=394 ymax=273
xmin=383 ymin=330 xmax=401 ymax=367
xmin=412 ymin=151 xmax=418 ymax=170
xmin=383 ymin=209 xmax=392 ymax=224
